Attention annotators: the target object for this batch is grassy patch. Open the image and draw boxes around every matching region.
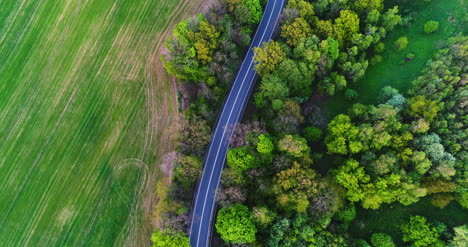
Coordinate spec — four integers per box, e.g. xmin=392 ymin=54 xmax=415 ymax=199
xmin=0 ymin=0 xmax=202 ymax=245
xmin=350 ymin=197 xmax=468 ymax=245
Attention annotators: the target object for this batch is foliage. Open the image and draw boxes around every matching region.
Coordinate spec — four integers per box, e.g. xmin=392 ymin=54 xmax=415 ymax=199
xmin=281 ymin=18 xmax=313 ymax=46
xmin=450 ymin=225 xmax=468 ymax=247
xmin=226 ymin=0 xmax=263 ymax=24
xmin=174 ymin=155 xmax=203 ymax=188
xmin=335 ymin=203 xmax=356 ymax=223
xmin=257 ymin=134 xmax=274 ymax=154
xmin=394 ymin=36 xmax=408 ymax=50
xmin=302 ymin=126 xmax=323 ymax=143
xmin=370 ymin=233 xmax=396 ymax=247
xmin=401 ymin=216 xmax=440 ymax=247
xmin=424 ymin=20 xmax=440 ymax=34
xmin=254 ymin=41 xmax=286 ymax=76
xmin=325 ymin=114 xmax=362 ymax=155
xmin=215 ymin=204 xmax=257 ymax=244
xmin=273 ymin=162 xmax=319 ymax=213
xmin=227 ymin=146 xmax=258 ymax=171
xmin=162 ymin=14 xmax=220 ymax=82
xmin=278 ymin=135 xmax=310 ymax=158
xmin=345 ymin=89 xmax=359 ymax=101
xmin=252 ymin=206 xmax=277 ymax=228
xmin=151 ymin=229 xmax=190 ymax=247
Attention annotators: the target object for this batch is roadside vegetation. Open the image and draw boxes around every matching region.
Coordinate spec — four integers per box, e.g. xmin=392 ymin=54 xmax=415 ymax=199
xmin=159 ymin=0 xmax=467 ymax=246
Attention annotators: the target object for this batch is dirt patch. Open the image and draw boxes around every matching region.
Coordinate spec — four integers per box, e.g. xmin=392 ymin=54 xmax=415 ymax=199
xmin=139 ymin=0 xmax=210 ymax=243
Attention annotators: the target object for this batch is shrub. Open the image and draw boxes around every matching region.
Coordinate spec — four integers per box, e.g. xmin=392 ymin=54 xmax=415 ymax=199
xmin=345 ymin=89 xmax=359 ymax=101
xmin=374 ymin=42 xmax=385 ymax=53
xmin=394 ymin=36 xmax=408 ymax=50
xmin=302 ymin=126 xmax=323 ymax=143
xmin=370 ymin=55 xmax=383 ymax=65
xmin=151 ymin=229 xmax=190 ymax=247
xmin=424 ymin=20 xmax=439 ymax=34
xmin=370 ymin=233 xmax=396 ymax=247
xmin=431 ymin=193 xmax=454 ymax=208
xmin=406 ymin=53 xmax=416 ymax=61
xmin=336 ymin=204 xmax=356 ymax=223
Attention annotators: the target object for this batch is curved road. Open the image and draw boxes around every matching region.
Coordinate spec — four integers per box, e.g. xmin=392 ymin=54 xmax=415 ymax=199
xmin=189 ymin=0 xmax=286 ymax=246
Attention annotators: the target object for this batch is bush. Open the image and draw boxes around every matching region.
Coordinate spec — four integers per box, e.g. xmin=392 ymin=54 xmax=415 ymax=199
xmin=406 ymin=53 xmax=416 ymax=61
xmin=424 ymin=20 xmax=439 ymax=34
xmin=151 ymin=229 xmax=190 ymax=247
xmin=374 ymin=42 xmax=385 ymax=53
xmin=345 ymin=89 xmax=359 ymax=101
xmin=370 ymin=233 xmax=396 ymax=247
xmin=336 ymin=204 xmax=356 ymax=223
xmin=370 ymin=55 xmax=383 ymax=65
xmin=302 ymin=126 xmax=323 ymax=143
xmin=394 ymin=36 xmax=408 ymax=50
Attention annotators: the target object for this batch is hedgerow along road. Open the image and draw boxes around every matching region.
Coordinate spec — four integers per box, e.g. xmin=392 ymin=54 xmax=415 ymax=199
xmin=189 ymin=0 xmax=287 ymax=246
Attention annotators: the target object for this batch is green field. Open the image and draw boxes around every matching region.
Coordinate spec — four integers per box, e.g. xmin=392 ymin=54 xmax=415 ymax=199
xmin=320 ymin=0 xmax=467 ymax=115
xmin=0 ymin=0 xmax=201 ymax=246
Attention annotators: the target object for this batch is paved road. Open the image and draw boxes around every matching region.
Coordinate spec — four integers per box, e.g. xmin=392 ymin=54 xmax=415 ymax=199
xmin=189 ymin=0 xmax=286 ymax=246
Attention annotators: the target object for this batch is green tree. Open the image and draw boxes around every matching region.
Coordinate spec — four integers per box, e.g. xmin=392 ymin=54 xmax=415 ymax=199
xmin=252 ymin=206 xmax=277 ymax=228
xmin=151 ymin=229 xmax=190 ymax=247
xmin=215 ymin=204 xmax=257 ymax=244
xmin=162 ymin=16 xmax=209 ymax=82
xmin=381 ymin=6 xmax=402 ymax=31
xmin=450 ymin=225 xmax=468 ymax=247
xmin=278 ymin=135 xmax=310 ymax=157
xmin=335 ymin=159 xmax=370 ymax=203
xmin=302 ymin=127 xmax=323 ymax=143
xmin=273 ymin=162 xmax=320 ymax=213
xmin=254 ymin=41 xmax=286 ymax=76
xmin=257 ymin=134 xmax=274 ymax=154
xmin=424 ymin=20 xmax=440 ymax=34
xmin=335 ymin=10 xmax=360 ymax=44
xmin=286 ymin=0 xmax=315 ymax=22
xmin=407 ymin=95 xmax=439 ymax=122
xmin=281 ymin=18 xmax=312 ymax=46
xmin=353 ymin=0 xmax=384 ymax=14
xmin=254 ymin=74 xmax=289 ymax=109
xmin=370 ymin=233 xmax=395 ymax=247
xmin=174 ymin=155 xmax=203 ymax=188
xmin=276 ymin=59 xmax=314 ymax=99
xmin=325 ymin=114 xmax=362 ymax=155
xmin=227 ymin=146 xmax=257 ymax=171
xmin=401 ymin=216 xmax=440 ymax=247
xmin=335 ymin=204 xmax=356 ymax=223
xmin=394 ymin=36 xmax=408 ymax=50
xmin=226 ymin=0 xmax=262 ymax=24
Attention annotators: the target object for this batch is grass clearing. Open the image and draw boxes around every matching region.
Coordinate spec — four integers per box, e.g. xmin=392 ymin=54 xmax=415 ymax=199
xmin=0 ymin=0 xmax=204 ymax=246
xmin=350 ymin=197 xmax=468 ymax=245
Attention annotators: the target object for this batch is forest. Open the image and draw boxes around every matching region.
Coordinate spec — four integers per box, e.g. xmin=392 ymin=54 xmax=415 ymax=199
xmin=154 ymin=0 xmax=467 ymax=246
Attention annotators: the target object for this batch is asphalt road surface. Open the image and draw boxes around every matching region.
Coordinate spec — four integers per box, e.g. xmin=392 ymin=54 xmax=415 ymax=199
xmin=189 ymin=0 xmax=286 ymax=246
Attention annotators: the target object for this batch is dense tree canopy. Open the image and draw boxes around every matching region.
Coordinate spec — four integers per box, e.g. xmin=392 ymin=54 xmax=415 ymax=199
xmin=215 ymin=204 xmax=257 ymax=244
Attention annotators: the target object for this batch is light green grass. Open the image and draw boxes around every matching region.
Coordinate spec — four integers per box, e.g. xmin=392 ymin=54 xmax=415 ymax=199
xmin=0 ymin=0 xmax=198 ymax=246
xmin=320 ymin=0 xmax=467 ymax=115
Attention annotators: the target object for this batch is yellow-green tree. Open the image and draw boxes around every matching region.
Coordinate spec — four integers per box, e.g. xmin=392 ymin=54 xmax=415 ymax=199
xmin=281 ymin=18 xmax=312 ymax=46
xmin=254 ymin=41 xmax=286 ymax=76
